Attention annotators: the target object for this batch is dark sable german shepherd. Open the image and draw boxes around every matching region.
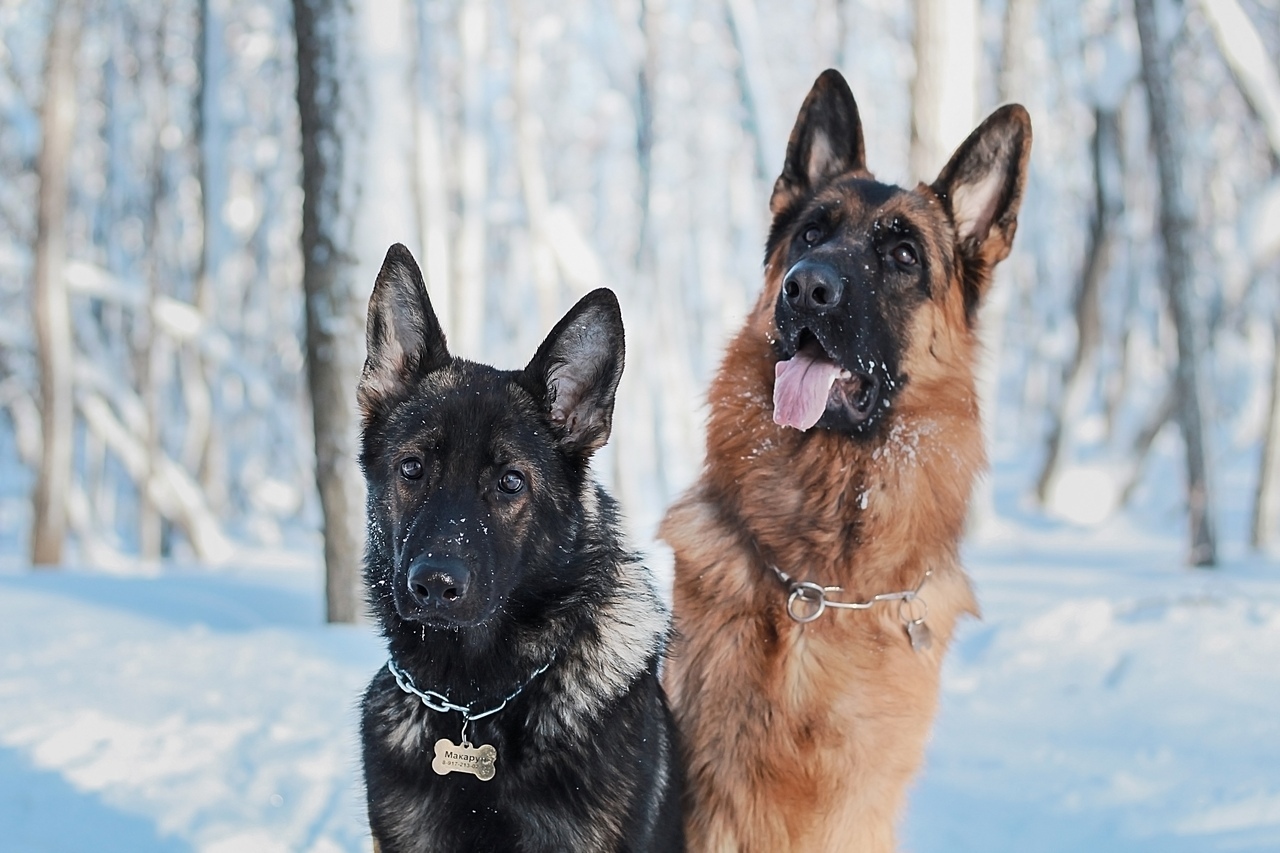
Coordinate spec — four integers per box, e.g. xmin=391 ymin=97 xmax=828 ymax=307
xmin=661 ymin=70 xmax=1031 ymax=851
xmin=358 ymin=244 xmax=683 ymax=853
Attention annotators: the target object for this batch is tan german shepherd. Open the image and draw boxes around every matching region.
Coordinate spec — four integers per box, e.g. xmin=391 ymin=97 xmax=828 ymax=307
xmin=661 ymin=69 xmax=1031 ymax=851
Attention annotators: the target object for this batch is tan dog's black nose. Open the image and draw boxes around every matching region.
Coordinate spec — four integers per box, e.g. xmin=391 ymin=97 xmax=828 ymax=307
xmin=782 ymin=259 xmax=844 ymax=314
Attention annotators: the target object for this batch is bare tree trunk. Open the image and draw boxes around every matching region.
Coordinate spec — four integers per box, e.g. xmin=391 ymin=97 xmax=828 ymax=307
xmin=634 ymin=0 xmax=658 ymax=276
xmin=294 ymin=0 xmax=369 ymax=622
xmin=834 ymin=0 xmax=851 ymax=71
xmin=725 ymin=0 xmax=782 ymax=182
xmin=999 ymin=0 xmax=1038 ymax=108
xmin=1119 ymin=384 xmax=1176 ymax=507
xmin=453 ymin=0 xmax=488 ymax=356
xmin=1253 ymin=316 xmax=1280 ymax=548
xmin=1134 ymin=0 xmax=1217 ymax=566
xmin=1197 ymin=0 xmax=1280 ymax=546
xmin=187 ymin=0 xmax=224 ymax=512
xmin=981 ymin=0 xmax=1039 ymax=525
xmin=512 ymin=5 xmax=562 ymax=334
xmin=912 ymin=0 xmax=987 ymax=527
xmin=410 ymin=4 xmax=453 ymax=332
xmin=609 ymin=0 xmax=663 ymax=534
xmin=1104 ymin=225 xmax=1141 ymax=436
xmin=1037 ymin=106 xmax=1121 ymax=504
xmin=910 ymin=0 xmax=978 ymax=179
xmin=31 ymin=0 xmax=80 ymax=568
xmin=138 ymin=9 xmax=174 ymax=563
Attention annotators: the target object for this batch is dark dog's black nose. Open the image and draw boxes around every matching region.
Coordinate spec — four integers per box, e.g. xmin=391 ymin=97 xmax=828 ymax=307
xmin=782 ymin=260 xmax=844 ymax=314
xmin=407 ymin=557 xmax=472 ymax=608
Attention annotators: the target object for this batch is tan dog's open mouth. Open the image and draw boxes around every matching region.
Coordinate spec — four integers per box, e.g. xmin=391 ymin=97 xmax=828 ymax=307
xmin=773 ymin=335 xmax=880 ymax=431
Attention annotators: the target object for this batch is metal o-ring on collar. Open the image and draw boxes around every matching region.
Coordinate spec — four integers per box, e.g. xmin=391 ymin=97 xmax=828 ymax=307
xmin=786 ymin=581 xmax=829 ymax=623
xmin=898 ymin=594 xmax=928 ymax=626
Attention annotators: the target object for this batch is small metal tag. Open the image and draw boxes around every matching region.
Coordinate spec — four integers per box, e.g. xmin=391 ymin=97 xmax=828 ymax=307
xmin=906 ymin=619 xmax=933 ymax=652
xmin=432 ymin=738 xmax=497 ymax=781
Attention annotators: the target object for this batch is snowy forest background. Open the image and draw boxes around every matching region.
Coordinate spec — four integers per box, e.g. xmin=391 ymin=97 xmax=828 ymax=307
xmin=4 ymin=0 xmax=1280 ymax=596
xmin=4 ymin=1 xmax=1280 ymax=851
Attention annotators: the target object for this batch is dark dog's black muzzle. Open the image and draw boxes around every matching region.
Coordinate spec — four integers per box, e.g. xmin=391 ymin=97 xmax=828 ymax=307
xmin=407 ymin=556 xmax=472 ymax=610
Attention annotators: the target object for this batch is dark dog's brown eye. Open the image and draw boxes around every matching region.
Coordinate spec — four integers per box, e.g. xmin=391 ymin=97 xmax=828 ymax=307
xmin=400 ymin=458 xmax=424 ymax=480
xmin=498 ymin=470 xmax=525 ymax=494
xmin=891 ymin=243 xmax=918 ymax=267
xmin=803 ymin=226 xmax=822 ymax=245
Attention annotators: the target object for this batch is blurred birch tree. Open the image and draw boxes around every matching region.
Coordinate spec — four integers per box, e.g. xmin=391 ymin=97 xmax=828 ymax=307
xmin=30 ymin=0 xmax=79 ymax=566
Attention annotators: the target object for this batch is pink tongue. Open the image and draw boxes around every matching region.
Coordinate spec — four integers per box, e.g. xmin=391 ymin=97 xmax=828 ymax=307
xmin=773 ymin=350 xmax=842 ymax=431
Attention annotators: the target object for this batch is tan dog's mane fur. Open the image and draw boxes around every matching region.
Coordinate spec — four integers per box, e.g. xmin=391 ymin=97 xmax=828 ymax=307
xmin=662 ymin=70 xmax=1030 ymax=852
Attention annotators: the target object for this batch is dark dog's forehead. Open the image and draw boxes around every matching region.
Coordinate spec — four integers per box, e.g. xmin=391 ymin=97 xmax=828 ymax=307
xmin=376 ymin=361 xmax=546 ymax=464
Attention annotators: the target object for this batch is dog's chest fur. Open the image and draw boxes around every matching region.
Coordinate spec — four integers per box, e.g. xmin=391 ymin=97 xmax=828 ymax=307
xmin=365 ymin=676 xmax=639 ymax=853
xmin=362 ymin=550 xmax=676 ymax=853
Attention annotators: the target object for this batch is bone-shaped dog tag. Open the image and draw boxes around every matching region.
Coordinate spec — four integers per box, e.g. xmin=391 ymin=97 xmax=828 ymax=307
xmin=432 ymin=738 xmax=497 ymax=781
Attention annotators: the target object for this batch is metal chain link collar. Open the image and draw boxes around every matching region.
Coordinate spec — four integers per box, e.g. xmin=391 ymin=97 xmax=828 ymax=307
xmin=387 ymin=655 xmax=555 ymax=744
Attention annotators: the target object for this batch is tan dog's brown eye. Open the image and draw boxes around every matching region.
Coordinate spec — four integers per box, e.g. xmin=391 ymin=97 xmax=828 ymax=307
xmin=891 ymin=243 xmax=918 ymax=267
xmin=399 ymin=458 xmax=423 ymax=480
xmin=498 ymin=470 xmax=525 ymax=494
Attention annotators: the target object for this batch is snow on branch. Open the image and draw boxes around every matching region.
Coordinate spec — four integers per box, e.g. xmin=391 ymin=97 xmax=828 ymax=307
xmin=77 ymin=392 xmax=235 ymax=564
xmin=1249 ymin=178 xmax=1280 ymax=268
xmin=1199 ymin=0 xmax=1280 ymax=159
xmin=65 ymin=259 xmax=235 ymax=362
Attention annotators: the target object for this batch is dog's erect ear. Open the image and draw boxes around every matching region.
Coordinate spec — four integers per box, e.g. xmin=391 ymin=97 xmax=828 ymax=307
xmin=771 ymin=69 xmax=867 ymax=216
xmin=359 ymin=244 xmax=449 ymax=411
xmin=524 ymin=288 xmax=625 ymax=456
xmin=932 ymin=104 xmax=1032 ymax=274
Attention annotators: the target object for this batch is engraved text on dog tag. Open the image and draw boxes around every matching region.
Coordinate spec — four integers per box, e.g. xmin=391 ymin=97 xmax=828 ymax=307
xmin=432 ymin=738 xmax=497 ymax=781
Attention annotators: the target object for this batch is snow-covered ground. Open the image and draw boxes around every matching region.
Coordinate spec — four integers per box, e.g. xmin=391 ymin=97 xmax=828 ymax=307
xmin=909 ymin=525 xmax=1280 ymax=852
xmin=0 ymin=554 xmax=383 ymax=853
xmin=2 ymin=507 xmax=1278 ymax=852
